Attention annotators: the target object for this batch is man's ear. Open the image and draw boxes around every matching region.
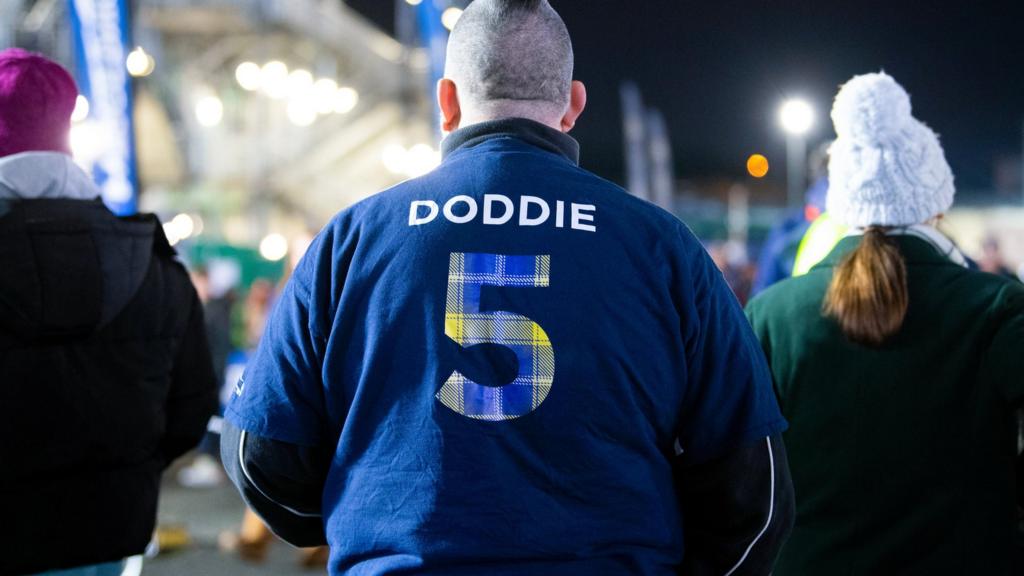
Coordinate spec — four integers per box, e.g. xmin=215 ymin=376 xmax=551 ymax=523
xmin=560 ymin=81 xmax=587 ymax=133
xmin=438 ymin=79 xmax=462 ymax=133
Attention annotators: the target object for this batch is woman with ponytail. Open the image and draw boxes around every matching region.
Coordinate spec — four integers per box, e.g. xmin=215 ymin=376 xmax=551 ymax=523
xmin=746 ymin=72 xmax=1024 ymax=575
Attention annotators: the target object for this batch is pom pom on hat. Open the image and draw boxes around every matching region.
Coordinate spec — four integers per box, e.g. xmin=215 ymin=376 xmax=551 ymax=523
xmin=0 ymin=48 xmax=78 ymax=158
xmin=826 ymin=72 xmax=955 ymax=228
xmin=831 ymin=72 xmax=912 ymax=144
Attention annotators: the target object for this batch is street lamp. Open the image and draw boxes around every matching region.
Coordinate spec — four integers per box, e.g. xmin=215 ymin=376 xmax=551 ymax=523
xmin=779 ymin=98 xmax=815 ymax=208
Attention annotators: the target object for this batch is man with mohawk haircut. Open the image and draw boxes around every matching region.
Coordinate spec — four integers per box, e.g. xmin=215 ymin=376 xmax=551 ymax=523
xmin=223 ymin=1 xmax=793 ymax=574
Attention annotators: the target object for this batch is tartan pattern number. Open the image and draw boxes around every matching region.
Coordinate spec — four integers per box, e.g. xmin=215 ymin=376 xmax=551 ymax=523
xmin=437 ymin=252 xmax=555 ymax=421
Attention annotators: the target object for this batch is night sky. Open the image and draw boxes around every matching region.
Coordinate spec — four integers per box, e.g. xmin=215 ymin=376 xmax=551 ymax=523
xmin=347 ymin=1 xmax=1024 ymax=191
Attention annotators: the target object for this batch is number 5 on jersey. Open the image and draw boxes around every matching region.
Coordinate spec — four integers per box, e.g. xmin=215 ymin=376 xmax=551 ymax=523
xmin=437 ymin=253 xmax=555 ymax=421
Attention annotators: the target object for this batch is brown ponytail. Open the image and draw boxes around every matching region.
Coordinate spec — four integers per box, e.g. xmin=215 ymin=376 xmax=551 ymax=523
xmin=823 ymin=227 xmax=908 ymax=347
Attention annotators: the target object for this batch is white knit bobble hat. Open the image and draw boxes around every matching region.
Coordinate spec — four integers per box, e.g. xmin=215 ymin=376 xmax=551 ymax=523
xmin=826 ymin=72 xmax=955 ymax=228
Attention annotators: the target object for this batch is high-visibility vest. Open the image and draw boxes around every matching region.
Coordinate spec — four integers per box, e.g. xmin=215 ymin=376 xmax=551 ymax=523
xmin=793 ymin=212 xmax=848 ymax=277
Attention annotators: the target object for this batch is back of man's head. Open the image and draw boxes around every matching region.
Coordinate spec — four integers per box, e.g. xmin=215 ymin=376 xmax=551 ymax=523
xmin=444 ymin=0 xmax=574 ymax=123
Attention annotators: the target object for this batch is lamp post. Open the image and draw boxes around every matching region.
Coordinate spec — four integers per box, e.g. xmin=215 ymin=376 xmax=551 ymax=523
xmin=779 ymin=99 xmax=815 ymax=208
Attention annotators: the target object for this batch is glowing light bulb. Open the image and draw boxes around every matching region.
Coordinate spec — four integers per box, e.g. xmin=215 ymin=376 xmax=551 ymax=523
xmin=259 ymin=234 xmax=289 ymax=261
xmin=195 ymin=95 xmax=224 ymax=127
xmin=235 ymin=62 xmax=262 ymax=91
xmin=333 ymin=86 xmax=359 ymax=114
xmin=260 ymin=61 xmax=290 ymax=99
xmin=779 ymin=99 xmax=814 ymax=136
xmin=746 ymin=154 xmax=770 ymax=178
xmin=312 ymin=78 xmax=339 ymax=114
xmin=442 ymin=7 xmax=463 ymax=31
xmin=287 ymin=69 xmax=314 ymax=97
xmin=126 ymin=46 xmax=155 ymax=77
xmin=287 ymin=97 xmax=317 ymax=127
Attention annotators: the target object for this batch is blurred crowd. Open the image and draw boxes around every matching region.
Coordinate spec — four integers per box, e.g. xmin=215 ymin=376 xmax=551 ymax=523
xmin=712 ymin=220 xmax=1023 ymax=306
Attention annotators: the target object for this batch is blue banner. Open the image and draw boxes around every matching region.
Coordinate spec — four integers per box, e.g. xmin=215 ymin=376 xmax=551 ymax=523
xmin=416 ymin=0 xmax=448 ymax=134
xmin=67 ymin=0 xmax=138 ymax=215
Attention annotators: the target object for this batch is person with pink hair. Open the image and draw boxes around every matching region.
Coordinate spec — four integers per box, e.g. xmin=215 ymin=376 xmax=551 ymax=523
xmin=0 ymin=48 xmax=218 ymax=576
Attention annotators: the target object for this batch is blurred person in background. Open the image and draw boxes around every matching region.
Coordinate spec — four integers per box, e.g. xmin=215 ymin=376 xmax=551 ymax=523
xmin=746 ymin=72 xmax=1024 ymax=575
xmin=176 ymin=265 xmax=239 ymax=489
xmin=243 ymin=278 xmax=275 ymax=349
xmin=190 ymin=265 xmax=238 ymax=397
xmin=0 ymin=48 xmax=218 ymax=575
xmin=751 ymin=142 xmax=831 ymax=296
xmin=709 ymin=240 xmax=756 ymax=306
xmin=979 ymin=236 xmax=1020 ymax=281
xmin=222 ymin=0 xmax=793 ymax=574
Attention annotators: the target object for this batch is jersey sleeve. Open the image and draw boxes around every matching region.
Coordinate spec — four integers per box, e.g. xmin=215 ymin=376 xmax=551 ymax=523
xmin=225 ymin=234 xmax=331 ymax=447
xmin=673 ymin=227 xmax=787 ymax=464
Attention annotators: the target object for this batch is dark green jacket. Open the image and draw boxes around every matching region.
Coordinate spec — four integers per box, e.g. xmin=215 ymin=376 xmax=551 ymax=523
xmin=746 ymin=235 xmax=1024 ymax=576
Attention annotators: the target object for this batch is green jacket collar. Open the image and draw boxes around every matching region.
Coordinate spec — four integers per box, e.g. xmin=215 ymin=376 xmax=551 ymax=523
xmin=816 ymin=235 xmax=964 ymax=270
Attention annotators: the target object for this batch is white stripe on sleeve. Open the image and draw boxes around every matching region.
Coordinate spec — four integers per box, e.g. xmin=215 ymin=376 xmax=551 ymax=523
xmin=723 ymin=436 xmax=775 ymax=576
xmin=238 ymin=430 xmax=322 ymax=519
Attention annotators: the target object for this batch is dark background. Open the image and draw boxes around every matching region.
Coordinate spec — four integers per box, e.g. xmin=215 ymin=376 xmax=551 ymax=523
xmin=347 ymin=0 xmax=1024 ymax=190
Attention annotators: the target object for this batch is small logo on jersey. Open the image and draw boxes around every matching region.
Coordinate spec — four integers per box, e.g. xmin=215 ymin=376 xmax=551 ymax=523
xmin=234 ymin=377 xmax=245 ymax=397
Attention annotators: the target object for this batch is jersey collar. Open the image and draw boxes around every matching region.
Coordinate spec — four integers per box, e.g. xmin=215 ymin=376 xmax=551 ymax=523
xmin=441 ymin=118 xmax=581 ymax=166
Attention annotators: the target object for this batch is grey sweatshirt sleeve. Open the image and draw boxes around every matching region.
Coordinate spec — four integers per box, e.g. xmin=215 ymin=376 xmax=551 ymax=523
xmin=676 ymin=434 xmax=795 ymax=576
xmin=221 ymin=419 xmax=331 ymax=547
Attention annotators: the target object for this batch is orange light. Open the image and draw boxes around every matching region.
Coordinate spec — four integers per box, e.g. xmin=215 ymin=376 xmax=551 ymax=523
xmin=747 ymin=154 xmax=770 ymax=178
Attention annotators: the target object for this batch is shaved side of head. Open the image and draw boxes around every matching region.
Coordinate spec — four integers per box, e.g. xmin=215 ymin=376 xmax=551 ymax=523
xmin=444 ymin=0 xmax=574 ymax=122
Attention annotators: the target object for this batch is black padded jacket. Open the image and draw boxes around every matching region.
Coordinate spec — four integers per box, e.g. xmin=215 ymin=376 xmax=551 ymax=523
xmin=0 ymin=199 xmax=218 ymax=575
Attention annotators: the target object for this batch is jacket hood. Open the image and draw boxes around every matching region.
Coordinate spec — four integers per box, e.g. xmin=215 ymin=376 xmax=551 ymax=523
xmin=0 ymin=199 xmax=163 ymax=338
xmin=0 ymin=151 xmax=102 ymax=201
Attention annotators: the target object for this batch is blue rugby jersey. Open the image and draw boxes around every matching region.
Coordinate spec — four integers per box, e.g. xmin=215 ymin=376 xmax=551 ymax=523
xmin=226 ymin=118 xmax=786 ymax=575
